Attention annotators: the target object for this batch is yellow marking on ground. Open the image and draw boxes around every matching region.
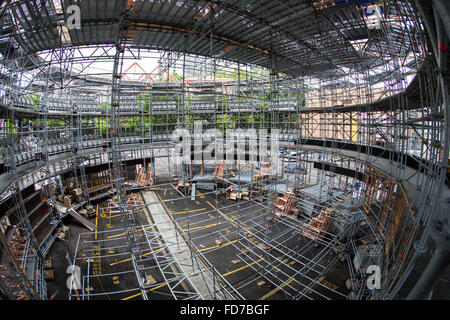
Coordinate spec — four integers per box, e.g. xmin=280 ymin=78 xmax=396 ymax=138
xmin=196 ymin=190 xmax=206 ymax=199
xmin=171 ymin=208 xmax=206 ymax=215
xmin=91 ymin=245 xmax=102 ymax=276
xmin=107 ymin=209 xmax=144 ymax=219
xmin=260 ymin=277 xmax=295 ymax=300
xmin=121 ymin=283 xmax=168 ymax=300
xmin=110 ymin=257 xmax=129 ymax=266
xmin=222 ymin=258 xmax=264 ymax=277
xmin=207 ymin=201 xmax=238 ymax=228
xmin=319 ymin=278 xmax=339 ymax=290
xmin=94 ymin=204 xmax=99 ymax=240
xmin=107 ymin=213 xmax=123 ymax=219
xmin=199 ymin=239 xmax=238 ymax=252
xmin=182 ymin=221 xmax=225 ymax=231
xmin=160 ymin=198 xmax=181 ymax=203
xmin=109 ymin=248 xmax=163 ymax=267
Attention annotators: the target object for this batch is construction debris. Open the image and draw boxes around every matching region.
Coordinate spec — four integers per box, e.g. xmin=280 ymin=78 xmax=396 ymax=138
xmin=44 ymin=259 xmax=52 ymax=269
xmin=136 ymin=164 xmax=154 ymax=187
xmin=145 ymin=275 xmax=157 ymax=285
xmin=302 ymin=208 xmax=333 ymax=241
xmin=85 ymin=204 xmax=96 ymax=218
xmin=43 ymin=270 xmax=54 ymax=281
xmin=136 ymin=167 xmax=146 ymax=187
xmin=63 ymin=195 xmax=73 ymax=207
xmin=72 ymin=187 xmax=84 ymax=202
xmin=225 ymin=186 xmax=250 ymax=201
xmin=257 ymin=280 xmax=266 ymax=287
xmin=67 ymin=208 xmax=97 ymax=231
xmin=253 ymin=162 xmax=272 ymax=182
xmin=213 ymin=162 xmax=224 ymax=181
xmin=274 ymin=188 xmax=297 ymax=217
xmin=176 ymin=181 xmax=191 ymax=194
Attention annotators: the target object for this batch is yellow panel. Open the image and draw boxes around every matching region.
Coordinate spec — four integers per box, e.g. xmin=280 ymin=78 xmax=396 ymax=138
xmin=351 ymin=115 xmax=358 ymax=143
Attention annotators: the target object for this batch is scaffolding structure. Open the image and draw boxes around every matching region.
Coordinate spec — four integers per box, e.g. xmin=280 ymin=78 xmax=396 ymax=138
xmin=0 ymin=0 xmax=448 ymax=300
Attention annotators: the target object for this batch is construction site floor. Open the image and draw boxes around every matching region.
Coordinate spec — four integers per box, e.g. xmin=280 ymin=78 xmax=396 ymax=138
xmin=154 ymin=186 xmax=350 ymax=300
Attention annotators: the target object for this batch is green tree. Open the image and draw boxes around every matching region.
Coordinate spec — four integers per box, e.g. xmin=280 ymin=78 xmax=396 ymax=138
xmin=26 ymin=92 xmax=40 ymax=109
xmin=100 ymin=101 xmax=111 ymax=111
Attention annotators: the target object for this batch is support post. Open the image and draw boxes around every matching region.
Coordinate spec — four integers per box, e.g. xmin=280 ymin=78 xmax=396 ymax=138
xmin=191 ymin=183 xmax=196 ymax=201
